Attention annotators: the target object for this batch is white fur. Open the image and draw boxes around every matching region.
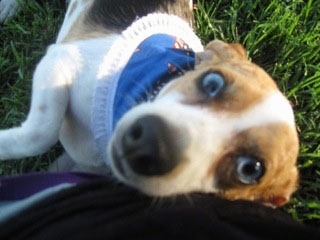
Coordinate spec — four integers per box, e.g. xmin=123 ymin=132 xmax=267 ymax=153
xmin=233 ymin=92 xmax=295 ymax=130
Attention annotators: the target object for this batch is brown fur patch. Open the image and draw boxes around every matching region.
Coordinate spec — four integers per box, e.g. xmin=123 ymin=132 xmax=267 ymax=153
xmin=213 ymin=123 xmax=299 ymax=206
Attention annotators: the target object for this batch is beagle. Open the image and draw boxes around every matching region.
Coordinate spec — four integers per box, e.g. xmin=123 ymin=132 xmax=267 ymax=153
xmin=0 ymin=0 xmax=299 ymax=208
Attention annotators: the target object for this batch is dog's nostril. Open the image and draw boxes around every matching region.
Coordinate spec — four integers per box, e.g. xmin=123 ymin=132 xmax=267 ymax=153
xmin=120 ymin=115 xmax=178 ymax=176
xmin=122 ymin=121 xmax=145 ymax=150
xmin=128 ymin=122 xmax=143 ymax=141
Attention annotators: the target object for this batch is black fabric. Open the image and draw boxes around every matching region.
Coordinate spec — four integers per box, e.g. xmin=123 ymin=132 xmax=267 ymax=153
xmin=0 ymin=177 xmax=319 ymax=240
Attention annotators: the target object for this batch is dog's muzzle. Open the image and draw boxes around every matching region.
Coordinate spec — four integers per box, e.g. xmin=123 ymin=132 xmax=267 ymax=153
xmin=112 ymin=115 xmax=180 ymax=176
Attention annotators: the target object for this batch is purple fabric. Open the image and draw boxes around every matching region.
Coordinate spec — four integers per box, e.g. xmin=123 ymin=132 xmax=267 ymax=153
xmin=0 ymin=172 xmax=102 ymax=201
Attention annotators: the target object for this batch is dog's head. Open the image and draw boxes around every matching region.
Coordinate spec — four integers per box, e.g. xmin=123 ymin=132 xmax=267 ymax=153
xmin=109 ymin=40 xmax=299 ymax=208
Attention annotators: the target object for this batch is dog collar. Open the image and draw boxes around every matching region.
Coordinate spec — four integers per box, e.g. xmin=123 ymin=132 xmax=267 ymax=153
xmin=92 ymin=13 xmax=203 ymax=163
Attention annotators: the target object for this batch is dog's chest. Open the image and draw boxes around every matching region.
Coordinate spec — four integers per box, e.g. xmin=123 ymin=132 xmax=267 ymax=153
xmin=60 ymin=36 xmax=119 ymax=120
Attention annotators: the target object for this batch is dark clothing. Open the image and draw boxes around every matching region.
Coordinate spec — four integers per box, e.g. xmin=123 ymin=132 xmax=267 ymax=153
xmin=0 ymin=174 xmax=319 ymax=240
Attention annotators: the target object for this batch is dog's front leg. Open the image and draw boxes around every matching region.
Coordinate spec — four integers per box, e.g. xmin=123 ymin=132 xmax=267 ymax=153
xmin=0 ymin=45 xmax=70 ymax=160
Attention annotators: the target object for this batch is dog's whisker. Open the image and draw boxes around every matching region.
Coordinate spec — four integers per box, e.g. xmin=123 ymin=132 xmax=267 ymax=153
xmin=126 ymin=78 xmax=153 ymax=103
xmin=182 ymin=193 xmax=195 ymax=206
xmin=150 ymin=196 xmax=165 ymax=209
xmin=168 ymin=59 xmax=194 ymax=75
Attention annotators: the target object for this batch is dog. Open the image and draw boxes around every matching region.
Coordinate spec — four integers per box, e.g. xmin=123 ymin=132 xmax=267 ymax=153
xmin=0 ymin=0 xmax=69 ymax=23
xmin=0 ymin=0 xmax=299 ymax=208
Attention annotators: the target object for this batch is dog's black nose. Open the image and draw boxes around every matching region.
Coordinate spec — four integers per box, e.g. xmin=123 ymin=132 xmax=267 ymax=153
xmin=121 ymin=115 xmax=178 ymax=176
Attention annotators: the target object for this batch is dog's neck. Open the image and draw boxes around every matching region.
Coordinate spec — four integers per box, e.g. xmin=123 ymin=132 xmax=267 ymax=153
xmin=92 ymin=13 xmax=203 ymax=162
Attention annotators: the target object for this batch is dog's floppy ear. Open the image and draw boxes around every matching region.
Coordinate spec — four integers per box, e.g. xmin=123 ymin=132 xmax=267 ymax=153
xmin=196 ymin=40 xmax=247 ymax=64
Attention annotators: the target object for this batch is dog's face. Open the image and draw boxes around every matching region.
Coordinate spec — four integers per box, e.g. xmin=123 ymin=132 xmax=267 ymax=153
xmin=109 ymin=40 xmax=299 ymax=207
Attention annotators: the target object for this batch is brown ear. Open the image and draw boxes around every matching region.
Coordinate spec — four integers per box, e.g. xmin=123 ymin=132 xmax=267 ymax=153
xmin=228 ymin=43 xmax=247 ymax=59
xmin=198 ymin=40 xmax=247 ymax=63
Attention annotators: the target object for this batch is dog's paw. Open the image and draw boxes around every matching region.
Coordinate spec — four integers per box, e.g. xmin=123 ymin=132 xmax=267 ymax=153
xmin=0 ymin=0 xmax=21 ymax=23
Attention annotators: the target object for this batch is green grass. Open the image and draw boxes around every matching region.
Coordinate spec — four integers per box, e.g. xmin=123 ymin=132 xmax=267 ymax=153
xmin=0 ymin=0 xmax=319 ymax=226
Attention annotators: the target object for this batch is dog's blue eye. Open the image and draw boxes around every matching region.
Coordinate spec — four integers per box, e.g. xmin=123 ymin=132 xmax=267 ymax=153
xmin=200 ymin=72 xmax=225 ymax=98
xmin=236 ymin=156 xmax=264 ymax=184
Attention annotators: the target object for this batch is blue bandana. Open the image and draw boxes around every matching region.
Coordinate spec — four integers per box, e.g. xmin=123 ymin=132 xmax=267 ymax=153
xmin=92 ymin=13 xmax=203 ymax=164
xmin=113 ymin=33 xmax=195 ymax=129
